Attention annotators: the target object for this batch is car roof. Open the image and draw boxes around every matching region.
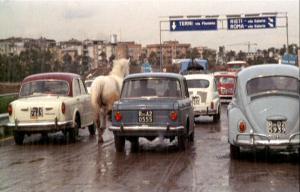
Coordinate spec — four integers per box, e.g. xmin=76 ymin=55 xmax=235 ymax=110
xmin=21 ymin=73 xmax=80 ymax=97
xmin=124 ymin=72 xmax=184 ymax=81
xmin=238 ymin=64 xmax=299 ymax=83
xmin=227 ymin=60 xmax=247 ymax=65
xmin=184 ymin=73 xmax=215 ymax=81
xmin=214 ymin=71 xmax=236 ymax=77
xmin=22 ymin=72 xmax=80 ymax=84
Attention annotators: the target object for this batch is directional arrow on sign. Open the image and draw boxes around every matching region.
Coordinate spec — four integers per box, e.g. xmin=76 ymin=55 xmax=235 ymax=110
xmin=268 ymin=17 xmax=274 ymax=23
xmin=172 ymin=22 xmax=176 ymax=30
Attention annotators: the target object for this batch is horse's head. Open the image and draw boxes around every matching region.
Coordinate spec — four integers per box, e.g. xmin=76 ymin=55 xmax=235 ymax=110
xmin=111 ymin=58 xmax=130 ymax=78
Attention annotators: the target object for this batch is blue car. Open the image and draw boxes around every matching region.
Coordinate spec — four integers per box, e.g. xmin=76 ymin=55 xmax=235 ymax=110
xmin=109 ymin=73 xmax=194 ymax=151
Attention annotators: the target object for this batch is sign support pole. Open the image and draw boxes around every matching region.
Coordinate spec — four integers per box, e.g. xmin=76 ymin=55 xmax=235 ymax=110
xmin=285 ymin=12 xmax=289 ymax=54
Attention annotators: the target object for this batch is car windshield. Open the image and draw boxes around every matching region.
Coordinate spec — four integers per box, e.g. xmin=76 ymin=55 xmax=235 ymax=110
xmin=121 ymin=78 xmax=181 ymax=98
xmin=187 ymin=79 xmax=209 ymax=88
xmin=246 ymin=76 xmax=299 ymax=95
xmin=20 ymin=80 xmax=69 ymax=97
xmin=85 ymin=81 xmax=93 ymax=87
xmin=216 ymin=76 xmax=235 ymax=84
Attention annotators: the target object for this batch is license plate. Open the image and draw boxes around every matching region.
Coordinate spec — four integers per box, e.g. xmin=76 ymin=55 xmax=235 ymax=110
xmin=267 ymin=120 xmax=287 ymax=134
xmin=192 ymin=98 xmax=200 ymax=106
xmin=138 ymin=110 xmax=153 ymax=123
xmin=30 ymin=107 xmax=43 ymax=119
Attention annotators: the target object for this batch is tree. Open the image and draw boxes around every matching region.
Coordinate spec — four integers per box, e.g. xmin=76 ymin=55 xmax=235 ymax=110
xmin=190 ymin=48 xmax=200 ymax=59
xmin=62 ymin=52 xmax=72 ymax=72
xmin=139 ymin=52 xmax=147 ymax=64
xmin=226 ymin=50 xmax=236 ymax=62
xmin=148 ymin=51 xmax=158 ymax=66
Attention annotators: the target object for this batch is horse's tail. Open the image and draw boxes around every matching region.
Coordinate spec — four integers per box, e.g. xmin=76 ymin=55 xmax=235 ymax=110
xmin=91 ymin=76 xmax=105 ymax=114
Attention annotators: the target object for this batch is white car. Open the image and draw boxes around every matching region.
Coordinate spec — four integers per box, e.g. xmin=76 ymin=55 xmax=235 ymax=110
xmin=85 ymin=79 xmax=94 ymax=94
xmin=6 ymin=72 xmax=95 ymax=145
xmin=185 ymin=73 xmax=221 ymax=122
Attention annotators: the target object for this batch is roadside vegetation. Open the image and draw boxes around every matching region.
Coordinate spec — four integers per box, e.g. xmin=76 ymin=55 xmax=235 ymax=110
xmin=0 ymin=95 xmax=17 ymax=114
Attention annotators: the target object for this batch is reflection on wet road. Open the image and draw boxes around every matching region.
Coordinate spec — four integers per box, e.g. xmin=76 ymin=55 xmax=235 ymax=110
xmin=0 ymin=106 xmax=299 ymax=192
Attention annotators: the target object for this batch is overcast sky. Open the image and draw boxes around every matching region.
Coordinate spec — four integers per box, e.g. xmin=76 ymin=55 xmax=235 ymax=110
xmin=0 ymin=0 xmax=299 ymax=51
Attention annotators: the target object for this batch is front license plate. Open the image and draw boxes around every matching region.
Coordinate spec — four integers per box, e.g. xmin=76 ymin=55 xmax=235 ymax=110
xmin=138 ymin=110 xmax=153 ymax=123
xmin=267 ymin=120 xmax=287 ymax=134
xmin=30 ymin=107 xmax=43 ymax=119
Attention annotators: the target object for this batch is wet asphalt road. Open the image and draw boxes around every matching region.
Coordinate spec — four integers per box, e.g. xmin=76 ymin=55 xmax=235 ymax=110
xmin=0 ymin=105 xmax=299 ymax=192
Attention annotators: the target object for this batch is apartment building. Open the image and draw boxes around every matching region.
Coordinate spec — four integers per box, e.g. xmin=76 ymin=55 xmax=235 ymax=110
xmin=146 ymin=41 xmax=191 ymax=65
xmin=116 ymin=41 xmax=142 ymax=63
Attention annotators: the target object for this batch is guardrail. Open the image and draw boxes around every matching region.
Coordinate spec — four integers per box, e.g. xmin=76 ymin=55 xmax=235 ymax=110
xmin=0 ymin=92 xmax=18 ymax=97
xmin=0 ymin=113 xmax=9 ymax=137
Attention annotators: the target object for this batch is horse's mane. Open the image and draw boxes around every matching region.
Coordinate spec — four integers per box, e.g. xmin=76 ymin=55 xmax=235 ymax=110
xmin=109 ymin=58 xmax=129 ymax=78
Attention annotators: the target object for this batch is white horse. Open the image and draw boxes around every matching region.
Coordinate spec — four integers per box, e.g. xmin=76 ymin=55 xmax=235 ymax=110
xmin=90 ymin=58 xmax=130 ymax=143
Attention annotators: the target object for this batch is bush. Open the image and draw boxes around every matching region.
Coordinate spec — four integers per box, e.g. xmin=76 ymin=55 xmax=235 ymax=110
xmin=0 ymin=95 xmax=17 ymax=114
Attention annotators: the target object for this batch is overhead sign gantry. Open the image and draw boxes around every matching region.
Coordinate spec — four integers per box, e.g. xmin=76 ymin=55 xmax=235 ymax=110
xmin=159 ymin=12 xmax=288 ymax=70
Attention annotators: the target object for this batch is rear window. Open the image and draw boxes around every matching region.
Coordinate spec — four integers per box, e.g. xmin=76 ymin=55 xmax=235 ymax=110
xmin=216 ymin=76 xmax=235 ymax=84
xmin=187 ymin=79 xmax=209 ymax=88
xmin=85 ymin=81 xmax=93 ymax=87
xmin=20 ymin=80 xmax=69 ymax=97
xmin=246 ymin=76 xmax=299 ymax=95
xmin=121 ymin=78 xmax=181 ymax=98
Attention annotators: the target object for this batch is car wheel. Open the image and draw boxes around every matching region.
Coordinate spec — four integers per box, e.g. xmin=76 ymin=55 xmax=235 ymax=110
xmin=14 ymin=132 xmax=24 ymax=145
xmin=189 ymin=131 xmax=194 ymax=142
xmin=213 ymin=108 xmax=221 ymax=123
xmin=69 ymin=116 xmax=80 ymax=143
xmin=88 ymin=122 xmax=96 ymax=136
xmin=130 ymin=137 xmax=139 ymax=152
xmin=230 ymin=144 xmax=240 ymax=159
xmin=114 ymin=135 xmax=125 ymax=152
xmin=178 ymin=134 xmax=188 ymax=150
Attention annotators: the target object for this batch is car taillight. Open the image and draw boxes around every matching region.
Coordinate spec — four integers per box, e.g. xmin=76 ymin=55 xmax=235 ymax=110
xmin=8 ymin=104 xmax=12 ymax=116
xmin=211 ymin=102 xmax=214 ymax=109
xmin=115 ymin=111 xmax=122 ymax=122
xmin=170 ymin=111 xmax=178 ymax=121
xmin=61 ymin=102 xmax=66 ymax=114
xmin=239 ymin=121 xmax=246 ymax=133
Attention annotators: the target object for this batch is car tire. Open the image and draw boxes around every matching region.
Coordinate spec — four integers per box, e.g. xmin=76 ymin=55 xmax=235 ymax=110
xmin=130 ymin=137 xmax=139 ymax=152
xmin=189 ymin=131 xmax=194 ymax=142
xmin=88 ymin=122 xmax=96 ymax=136
xmin=213 ymin=108 xmax=221 ymax=123
xmin=14 ymin=132 xmax=24 ymax=145
xmin=178 ymin=134 xmax=188 ymax=150
xmin=69 ymin=116 xmax=80 ymax=143
xmin=115 ymin=135 xmax=125 ymax=152
xmin=230 ymin=144 xmax=240 ymax=159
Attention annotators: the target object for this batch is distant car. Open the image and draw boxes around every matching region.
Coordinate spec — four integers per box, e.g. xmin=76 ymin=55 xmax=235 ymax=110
xmin=85 ymin=79 xmax=94 ymax=94
xmin=214 ymin=71 xmax=236 ymax=103
xmin=228 ymin=64 xmax=299 ymax=158
xmin=185 ymin=73 xmax=221 ymax=122
xmin=109 ymin=73 xmax=194 ymax=151
xmin=6 ymin=72 xmax=96 ymax=145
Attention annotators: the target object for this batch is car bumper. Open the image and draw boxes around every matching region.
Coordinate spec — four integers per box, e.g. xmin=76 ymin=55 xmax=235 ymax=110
xmin=5 ymin=118 xmax=73 ymax=132
xmin=219 ymin=96 xmax=232 ymax=103
xmin=193 ymin=107 xmax=217 ymax=116
xmin=109 ymin=125 xmax=185 ymax=137
xmin=233 ymin=132 xmax=300 ymax=150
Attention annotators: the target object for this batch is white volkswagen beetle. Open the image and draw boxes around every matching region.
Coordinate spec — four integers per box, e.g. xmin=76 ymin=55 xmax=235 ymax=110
xmin=6 ymin=72 xmax=95 ymax=144
xmin=185 ymin=73 xmax=221 ymax=123
xmin=228 ymin=64 xmax=299 ymax=158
